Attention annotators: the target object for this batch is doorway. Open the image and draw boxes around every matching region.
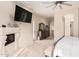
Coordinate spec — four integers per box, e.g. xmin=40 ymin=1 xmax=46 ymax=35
xmin=64 ymin=14 xmax=74 ymax=36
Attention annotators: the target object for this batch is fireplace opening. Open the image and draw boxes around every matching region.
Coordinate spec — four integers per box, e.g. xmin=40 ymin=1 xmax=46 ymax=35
xmin=5 ymin=33 xmax=15 ymax=46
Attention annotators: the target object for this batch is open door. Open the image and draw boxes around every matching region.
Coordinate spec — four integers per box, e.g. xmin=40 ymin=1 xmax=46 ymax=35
xmin=64 ymin=14 xmax=74 ymax=36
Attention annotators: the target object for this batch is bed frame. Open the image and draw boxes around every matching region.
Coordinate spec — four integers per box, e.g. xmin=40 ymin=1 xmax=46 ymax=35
xmin=51 ymin=36 xmax=65 ymax=57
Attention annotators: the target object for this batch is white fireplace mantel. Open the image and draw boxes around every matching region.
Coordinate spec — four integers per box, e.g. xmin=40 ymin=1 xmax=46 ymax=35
xmin=0 ymin=27 xmax=20 ymax=57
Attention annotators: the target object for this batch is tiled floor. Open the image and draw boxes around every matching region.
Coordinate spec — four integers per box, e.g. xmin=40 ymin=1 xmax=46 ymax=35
xmin=18 ymin=38 xmax=53 ymax=57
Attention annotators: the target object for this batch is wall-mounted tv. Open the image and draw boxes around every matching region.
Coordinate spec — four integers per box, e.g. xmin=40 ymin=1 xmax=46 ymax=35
xmin=14 ymin=5 xmax=32 ymax=23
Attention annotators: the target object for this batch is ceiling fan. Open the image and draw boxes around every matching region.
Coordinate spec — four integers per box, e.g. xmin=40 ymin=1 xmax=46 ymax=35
xmin=45 ymin=1 xmax=72 ymax=9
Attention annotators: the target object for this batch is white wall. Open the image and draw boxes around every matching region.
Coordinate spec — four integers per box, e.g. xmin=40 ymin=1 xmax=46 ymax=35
xmin=0 ymin=1 xmax=14 ymax=26
xmin=54 ymin=14 xmax=64 ymax=42
xmin=17 ymin=22 xmax=33 ymax=48
xmin=64 ymin=16 xmax=71 ymax=36
xmin=48 ymin=17 xmax=54 ymax=38
xmin=54 ymin=7 xmax=79 ymax=42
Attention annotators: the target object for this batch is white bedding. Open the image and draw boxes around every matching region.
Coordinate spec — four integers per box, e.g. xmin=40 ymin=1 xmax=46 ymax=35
xmin=53 ymin=36 xmax=79 ymax=57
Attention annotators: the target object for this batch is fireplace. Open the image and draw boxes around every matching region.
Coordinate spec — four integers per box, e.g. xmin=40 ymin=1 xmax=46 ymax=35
xmin=0 ymin=27 xmax=20 ymax=56
xmin=5 ymin=33 xmax=15 ymax=46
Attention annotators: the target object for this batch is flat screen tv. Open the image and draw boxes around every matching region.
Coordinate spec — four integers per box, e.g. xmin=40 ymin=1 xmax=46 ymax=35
xmin=14 ymin=5 xmax=32 ymax=23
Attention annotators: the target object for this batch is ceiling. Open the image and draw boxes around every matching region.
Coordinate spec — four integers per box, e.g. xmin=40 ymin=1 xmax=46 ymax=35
xmin=16 ymin=1 xmax=79 ymax=18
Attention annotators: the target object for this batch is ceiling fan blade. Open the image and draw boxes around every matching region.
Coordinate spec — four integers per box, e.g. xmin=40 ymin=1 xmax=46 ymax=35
xmin=46 ymin=3 xmax=55 ymax=8
xmin=62 ymin=3 xmax=72 ymax=6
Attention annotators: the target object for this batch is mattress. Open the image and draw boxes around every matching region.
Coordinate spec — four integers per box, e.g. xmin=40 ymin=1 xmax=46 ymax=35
xmin=53 ymin=36 xmax=79 ymax=57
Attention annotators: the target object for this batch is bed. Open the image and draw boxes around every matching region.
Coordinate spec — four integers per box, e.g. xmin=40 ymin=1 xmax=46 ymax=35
xmin=44 ymin=36 xmax=79 ymax=57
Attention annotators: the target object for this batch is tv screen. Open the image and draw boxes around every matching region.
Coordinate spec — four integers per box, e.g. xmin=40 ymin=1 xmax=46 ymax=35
xmin=14 ymin=5 xmax=32 ymax=23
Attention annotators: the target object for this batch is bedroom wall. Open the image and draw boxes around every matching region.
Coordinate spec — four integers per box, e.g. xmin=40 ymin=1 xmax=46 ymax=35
xmin=45 ymin=17 xmax=54 ymax=39
xmin=54 ymin=14 xmax=64 ymax=42
xmin=54 ymin=7 xmax=79 ymax=42
xmin=0 ymin=1 xmax=13 ymax=26
xmin=78 ymin=8 xmax=79 ymax=37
